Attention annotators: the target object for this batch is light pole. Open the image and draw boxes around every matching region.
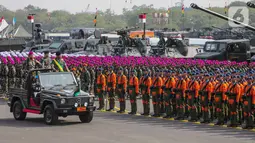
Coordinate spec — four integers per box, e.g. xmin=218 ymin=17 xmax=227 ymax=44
xmin=28 ymin=13 xmax=35 ymax=39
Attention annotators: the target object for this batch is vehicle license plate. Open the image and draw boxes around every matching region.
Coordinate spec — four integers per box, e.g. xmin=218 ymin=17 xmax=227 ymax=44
xmin=77 ymin=107 xmax=86 ymax=112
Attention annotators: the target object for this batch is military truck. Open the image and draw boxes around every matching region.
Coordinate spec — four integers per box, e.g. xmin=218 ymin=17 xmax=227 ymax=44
xmin=194 ymin=39 xmax=254 ymax=62
xmin=7 ymin=69 xmax=96 ymax=125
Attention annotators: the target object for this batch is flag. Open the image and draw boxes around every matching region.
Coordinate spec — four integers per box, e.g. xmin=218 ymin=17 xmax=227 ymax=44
xmin=224 ymin=2 xmax=228 ymax=15
xmin=94 ymin=8 xmax=98 ymax=27
xmin=139 ymin=13 xmax=146 ymax=23
xmin=12 ymin=17 xmax=16 ymax=25
xmin=181 ymin=4 xmax=184 ymax=17
xmin=27 ymin=15 xmax=34 ymax=23
xmin=167 ymin=7 xmax=170 ymax=13
xmin=0 ymin=17 xmax=9 ymax=33
xmin=0 ymin=16 xmax=3 ymax=23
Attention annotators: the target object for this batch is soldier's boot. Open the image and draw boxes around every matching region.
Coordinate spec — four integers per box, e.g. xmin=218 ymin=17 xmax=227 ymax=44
xmin=117 ymin=100 xmax=126 ymax=113
xmin=160 ymin=102 xmax=165 ymax=114
xmin=141 ymin=103 xmax=148 ymax=115
xmin=175 ymin=105 xmax=185 ymax=120
xmin=227 ymin=112 xmax=238 ymax=127
xmin=189 ymin=106 xmax=198 ymax=122
xmin=163 ymin=103 xmax=171 ymax=118
xmin=128 ymin=99 xmax=136 ymax=115
xmin=210 ymin=106 xmax=215 ymax=121
xmin=238 ymin=109 xmax=243 ymax=124
xmin=215 ymin=109 xmax=225 ymax=125
xmin=169 ymin=103 xmax=174 ymax=118
xmin=107 ymin=98 xmax=115 ymax=111
xmin=242 ymin=114 xmax=254 ymax=129
xmin=201 ymin=108 xmax=210 ymax=123
xmin=128 ymin=103 xmax=135 ymax=115
xmin=97 ymin=100 xmax=104 ymax=110
xmin=152 ymin=103 xmax=160 ymax=117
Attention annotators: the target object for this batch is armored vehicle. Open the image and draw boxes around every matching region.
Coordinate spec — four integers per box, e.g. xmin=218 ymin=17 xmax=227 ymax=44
xmin=194 ymin=39 xmax=253 ymax=62
xmin=7 ymin=69 xmax=96 ymax=125
xmin=37 ymin=39 xmax=86 ymax=54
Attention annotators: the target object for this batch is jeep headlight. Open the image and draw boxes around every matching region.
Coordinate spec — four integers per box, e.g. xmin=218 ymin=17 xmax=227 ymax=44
xmin=89 ymin=97 xmax=94 ymax=103
xmin=74 ymin=103 xmax=78 ymax=107
xmin=84 ymin=102 xmax=88 ymax=107
xmin=61 ymin=99 xmax=66 ymax=104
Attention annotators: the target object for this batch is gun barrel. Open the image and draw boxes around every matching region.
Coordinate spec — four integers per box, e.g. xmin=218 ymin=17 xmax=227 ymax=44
xmin=247 ymin=2 xmax=255 ymax=8
xmin=190 ymin=3 xmax=255 ymax=31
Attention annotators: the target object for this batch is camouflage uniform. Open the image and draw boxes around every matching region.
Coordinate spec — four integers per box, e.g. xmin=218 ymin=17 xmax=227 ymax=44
xmin=90 ymin=68 xmax=96 ymax=94
xmin=81 ymin=68 xmax=91 ymax=92
xmin=1 ymin=64 xmax=9 ymax=94
xmin=15 ymin=64 xmax=24 ymax=89
xmin=23 ymin=58 xmax=38 ymax=89
xmin=8 ymin=64 xmax=16 ymax=89
xmin=41 ymin=57 xmax=52 ymax=69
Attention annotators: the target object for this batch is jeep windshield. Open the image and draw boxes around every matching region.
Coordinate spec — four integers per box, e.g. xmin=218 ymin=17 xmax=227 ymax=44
xmin=39 ymin=72 xmax=77 ymax=90
xmin=49 ymin=42 xmax=62 ymax=49
xmin=204 ymin=42 xmax=226 ymax=52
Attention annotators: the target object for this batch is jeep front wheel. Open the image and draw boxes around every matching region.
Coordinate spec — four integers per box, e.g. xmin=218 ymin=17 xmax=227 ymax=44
xmin=13 ymin=101 xmax=27 ymax=120
xmin=79 ymin=111 xmax=93 ymax=123
xmin=43 ymin=105 xmax=58 ymax=125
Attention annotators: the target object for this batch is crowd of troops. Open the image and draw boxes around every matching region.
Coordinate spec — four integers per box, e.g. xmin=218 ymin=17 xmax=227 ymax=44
xmin=1 ymin=51 xmax=255 ymax=129
xmin=91 ymin=64 xmax=255 ymax=129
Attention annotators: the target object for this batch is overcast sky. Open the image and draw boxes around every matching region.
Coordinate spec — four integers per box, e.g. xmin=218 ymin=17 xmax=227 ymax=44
xmin=0 ymin=0 xmax=250 ymax=14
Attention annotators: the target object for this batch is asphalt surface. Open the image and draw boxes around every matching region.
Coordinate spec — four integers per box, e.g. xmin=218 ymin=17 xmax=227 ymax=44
xmin=0 ymin=99 xmax=255 ymax=143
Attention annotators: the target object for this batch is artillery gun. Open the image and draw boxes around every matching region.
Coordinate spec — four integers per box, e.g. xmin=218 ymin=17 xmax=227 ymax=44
xmin=191 ymin=3 xmax=255 ymax=61
xmin=190 ymin=3 xmax=255 ymax=31
xmin=21 ymin=23 xmax=52 ymax=52
xmin=149 ymin=32 xmax=189 ymax=57
xmin=112 ymin=26 xmax=147 ymax=56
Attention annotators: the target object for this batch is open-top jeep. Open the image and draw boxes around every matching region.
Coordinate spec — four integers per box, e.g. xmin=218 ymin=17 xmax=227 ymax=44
xmin=7 ymin=69 xmax=96 ymax=125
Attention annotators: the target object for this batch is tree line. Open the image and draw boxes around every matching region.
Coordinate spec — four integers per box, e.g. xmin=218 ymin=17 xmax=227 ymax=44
xmin=1 ymin=1 xmax=255 ymax=33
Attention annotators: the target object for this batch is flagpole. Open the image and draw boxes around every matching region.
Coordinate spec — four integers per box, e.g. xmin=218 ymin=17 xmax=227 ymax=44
xmin=171 ymin=0 xmax=173 ymax=30
xmin=181 ymin=0 xmax=184 ymax=30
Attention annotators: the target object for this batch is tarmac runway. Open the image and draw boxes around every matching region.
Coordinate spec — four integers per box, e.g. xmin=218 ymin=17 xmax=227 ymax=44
xmin=0 ymin=99 xmax=255 ymax=143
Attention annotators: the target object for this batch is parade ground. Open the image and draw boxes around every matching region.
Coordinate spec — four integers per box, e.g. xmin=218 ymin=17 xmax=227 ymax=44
xmin=0 ymin=99 xmax=254 ymax=143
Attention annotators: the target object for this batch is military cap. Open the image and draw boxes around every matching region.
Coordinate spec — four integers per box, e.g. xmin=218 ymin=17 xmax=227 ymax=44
xmin=44 ymin=51 xmax=49 ymax=54
xmin=28 ymin=51 xmax=33 ymax=55
xmin=119 ymin=67 xmax=123 ymax=71
xmin=56 ymin=51 xmax=61 ymax=56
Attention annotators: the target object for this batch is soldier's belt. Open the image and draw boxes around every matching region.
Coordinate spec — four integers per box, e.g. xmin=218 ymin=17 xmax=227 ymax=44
xmin=199 ymin=91 xmax=208 ymax=95
xmin=128 ymin=85 xmax=135 ymax=88
xmin=107 ymin=83 xmax=113 ymax=87
xmin=117 ymin=84 xmax=124 ymax=89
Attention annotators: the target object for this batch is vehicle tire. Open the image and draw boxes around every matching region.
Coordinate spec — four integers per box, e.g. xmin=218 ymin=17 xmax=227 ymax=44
xmin=13 ymin=100 xmax=27 ymax=120
xmin=79 ymin=111 xmax=93 ymax=123
xmin=43 ymin=105 xmax=58 ymax=125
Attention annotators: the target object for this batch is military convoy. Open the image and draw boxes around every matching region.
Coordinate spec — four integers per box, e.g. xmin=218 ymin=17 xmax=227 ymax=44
xmin=7 ymin=69 xmax=96 ymax=125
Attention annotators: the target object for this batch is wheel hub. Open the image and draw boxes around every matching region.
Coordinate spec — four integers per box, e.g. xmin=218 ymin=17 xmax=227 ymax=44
xmin=45 ymin=110 xmax=52 ymax=123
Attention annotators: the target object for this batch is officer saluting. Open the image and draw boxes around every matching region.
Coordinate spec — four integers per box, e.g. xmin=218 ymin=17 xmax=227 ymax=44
xmin=51 ymin=52 xmax=70 ymax=72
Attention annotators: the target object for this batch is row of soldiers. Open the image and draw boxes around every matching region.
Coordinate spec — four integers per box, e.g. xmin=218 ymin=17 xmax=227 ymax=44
xmin=93 ymin=65 xmax=255 ymax=129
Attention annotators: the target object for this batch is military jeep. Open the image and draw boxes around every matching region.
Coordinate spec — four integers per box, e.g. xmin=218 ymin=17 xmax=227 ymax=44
xmin=7 ymin=69 xmax=96 ymax=125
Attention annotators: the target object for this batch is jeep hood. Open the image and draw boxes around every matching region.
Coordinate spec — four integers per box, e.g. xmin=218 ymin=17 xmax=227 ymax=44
xmin=42 ymin=89 xmax=92 ymax=97
xmin=194 ymin=52 xmax=220 ymax=59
